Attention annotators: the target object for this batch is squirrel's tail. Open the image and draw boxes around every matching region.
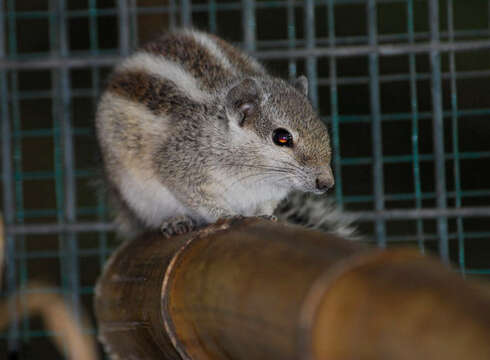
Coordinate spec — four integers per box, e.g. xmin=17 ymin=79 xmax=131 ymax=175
xmin=275 ymin=191 xmax=361 ymax=241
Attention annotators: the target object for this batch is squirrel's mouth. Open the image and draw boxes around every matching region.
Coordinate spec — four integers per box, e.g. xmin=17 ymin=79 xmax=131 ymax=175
xmin=312 ymin=188 xmax=328 ymax=195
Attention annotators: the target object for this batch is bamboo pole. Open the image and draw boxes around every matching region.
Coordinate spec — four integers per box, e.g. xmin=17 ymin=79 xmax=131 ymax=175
xmin=95 ymin=217 xmax=490 ymax=360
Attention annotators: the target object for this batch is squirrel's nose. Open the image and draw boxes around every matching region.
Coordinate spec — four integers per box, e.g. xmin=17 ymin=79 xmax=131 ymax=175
xmin=315 ymin=177 xmax=334 ymax=192
xmin=315 ymin=167 xmax=334 ymax=192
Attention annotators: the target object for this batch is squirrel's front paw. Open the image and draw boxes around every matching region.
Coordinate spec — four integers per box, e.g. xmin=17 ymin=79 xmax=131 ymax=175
xmin=258 ymin=214 xmax=277 ymax=222
xmin=160 ymin=216 xmax=197 ymax=238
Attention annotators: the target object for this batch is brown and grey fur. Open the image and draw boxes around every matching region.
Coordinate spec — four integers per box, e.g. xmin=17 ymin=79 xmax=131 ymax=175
xmin=96 ymin=29 xmax=337 ymax=238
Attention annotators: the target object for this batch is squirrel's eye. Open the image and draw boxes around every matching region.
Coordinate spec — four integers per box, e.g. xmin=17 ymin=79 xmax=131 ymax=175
xmin=272 ymin=128 xmax=293 ymax=147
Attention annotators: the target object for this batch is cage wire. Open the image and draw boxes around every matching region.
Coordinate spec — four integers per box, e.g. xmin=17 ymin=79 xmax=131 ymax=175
xmin=1 ymin=0 xmax=490 ymax=357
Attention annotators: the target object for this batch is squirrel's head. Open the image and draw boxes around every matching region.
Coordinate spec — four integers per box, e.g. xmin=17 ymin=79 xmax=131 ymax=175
xmin=224 ymin=76 xmax=334 ymax=194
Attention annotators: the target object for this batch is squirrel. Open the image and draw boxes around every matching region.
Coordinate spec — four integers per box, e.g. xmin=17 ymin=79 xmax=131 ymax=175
xmin=96 ymin=29 xmax=356 ymax=239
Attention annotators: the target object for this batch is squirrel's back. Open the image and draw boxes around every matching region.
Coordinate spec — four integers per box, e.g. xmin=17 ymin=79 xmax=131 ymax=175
xmin=113 ymin=29 xmax=265 ymax=97
xmin=142 ymin=30 xmax=266 ymax=89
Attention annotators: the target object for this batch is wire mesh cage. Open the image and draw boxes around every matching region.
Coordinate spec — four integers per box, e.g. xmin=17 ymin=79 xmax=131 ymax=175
xmin=1 ymin=0 xmax=489 ymax=358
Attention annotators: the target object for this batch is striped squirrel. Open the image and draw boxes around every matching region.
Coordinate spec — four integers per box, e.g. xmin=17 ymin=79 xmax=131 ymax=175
xmin=96 ymin=29 xmax=356 ymax=239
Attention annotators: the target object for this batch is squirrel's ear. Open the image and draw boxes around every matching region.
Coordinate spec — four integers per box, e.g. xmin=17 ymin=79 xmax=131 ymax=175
xmin=225 ymin=78 xmax=259 ymax=127
xmin=293 ymin=75 xmax=308 ymax=96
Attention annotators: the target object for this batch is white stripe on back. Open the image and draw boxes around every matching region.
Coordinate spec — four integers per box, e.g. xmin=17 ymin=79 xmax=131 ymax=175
xmin=119 ymin=52 xmax=212 ymax=103
xmin=184 ymin=29 xmax=236 ymax=75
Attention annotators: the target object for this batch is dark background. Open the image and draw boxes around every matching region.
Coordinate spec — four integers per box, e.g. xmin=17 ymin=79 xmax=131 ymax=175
xmin=1 ymin=0 xmax=490 ymax=358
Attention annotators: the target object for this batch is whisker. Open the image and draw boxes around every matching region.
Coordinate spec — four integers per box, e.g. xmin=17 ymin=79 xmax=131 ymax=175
xmin=209 ymin=161 xmax=311 ymax=193
xmin=218 ymin=163 xmax=303 ymax=178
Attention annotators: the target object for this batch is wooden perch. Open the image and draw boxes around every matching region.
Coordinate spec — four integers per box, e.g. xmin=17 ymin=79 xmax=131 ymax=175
xmin=95 ymin=217 xmax=490 ymax=360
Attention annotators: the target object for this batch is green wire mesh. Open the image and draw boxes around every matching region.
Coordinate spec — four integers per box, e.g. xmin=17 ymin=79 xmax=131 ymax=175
xmin=1 ymin=0 xmax=490 ymax=358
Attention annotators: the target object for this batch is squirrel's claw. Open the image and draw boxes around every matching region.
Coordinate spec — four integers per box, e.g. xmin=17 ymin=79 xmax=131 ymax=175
xmin=160 ymin=216 xmax=198 ymax=239
xmin=258 ymin=214 xmax=278 ymax=222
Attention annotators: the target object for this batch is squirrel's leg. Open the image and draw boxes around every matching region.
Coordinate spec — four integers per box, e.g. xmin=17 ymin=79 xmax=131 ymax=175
xmin=160 ymin=216 xmax=199 ymax=238
xmin=182 ymin=185 xmax=242 ymax=223
xmin=256 ymin=199 xmax=280 ymax=221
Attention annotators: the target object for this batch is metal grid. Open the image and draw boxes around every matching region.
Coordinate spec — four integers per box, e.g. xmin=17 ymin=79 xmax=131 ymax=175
xmin=1 ymin=0 xmax=490 ymax=357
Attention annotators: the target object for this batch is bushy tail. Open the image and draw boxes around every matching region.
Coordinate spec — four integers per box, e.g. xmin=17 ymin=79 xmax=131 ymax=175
xmin=275 ymin=191 xmax=361 ymax=241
